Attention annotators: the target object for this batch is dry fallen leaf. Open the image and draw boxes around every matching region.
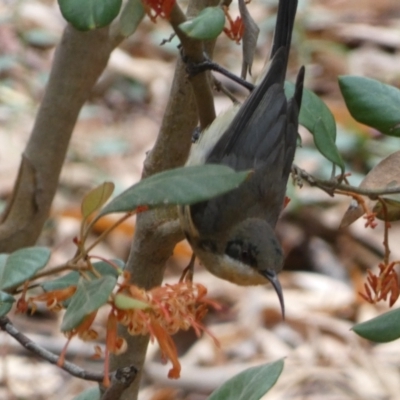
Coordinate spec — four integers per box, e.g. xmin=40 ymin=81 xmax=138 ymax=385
xmin=341 ymin=150 xmax=400 ymax=227
xmin=239 ymin=0 xmax=260 ymax=79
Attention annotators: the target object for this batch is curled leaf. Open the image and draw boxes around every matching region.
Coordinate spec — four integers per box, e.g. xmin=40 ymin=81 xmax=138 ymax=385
xmin=341 ymin=151 xmax=400 ymax=227
xmin=238 ymin=0 xmax=259 ymax=78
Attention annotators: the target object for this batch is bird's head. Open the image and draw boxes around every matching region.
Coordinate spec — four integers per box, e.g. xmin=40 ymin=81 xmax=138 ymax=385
xmin=194 ymin=218 xmax=285 ymax=317
xmin=225 ymin=218 xmax=285 ymax=316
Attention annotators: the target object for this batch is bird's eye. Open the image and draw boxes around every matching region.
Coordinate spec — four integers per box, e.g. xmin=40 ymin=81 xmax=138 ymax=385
xmin=226 ymin=241 xmax=257 ymax=267
xmin=240 ymin=249 xmax=254 ymax=266
xmin=225 ymin=241 xmax=241 ymax=260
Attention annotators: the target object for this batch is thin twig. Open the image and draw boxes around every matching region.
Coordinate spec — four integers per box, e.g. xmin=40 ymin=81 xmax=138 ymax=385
xmin=293 ymin=165 xmax=400 ymax=198
xmin=84 ymin=212 xmax=134 ymax=254
xmin=212 ymin=76 xmax=241 ymax=104
xmin=29 ymin=262 xmax=80 ymax=282
xmin=0 ymin=316 xmax=104 ymax=382
xmin=380 ymin=199 xmax=391 ymax=265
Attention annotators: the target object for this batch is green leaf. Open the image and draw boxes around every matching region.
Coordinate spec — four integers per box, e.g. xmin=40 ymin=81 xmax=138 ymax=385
xmin=312 ymin=118 xmax=342 ymax=170
xmin=114 ymin=293 xmax=150 ymax=310
xmin=61 ymin=276 xmax=117 ymax=332
xmin=99 ymin=165 xmax=249 ymax=216
xmin=41 ymin=259 xmax=124 ymax=292
xmin=0 ymin=254 xmax=8 ymax=270
xmin=58 ymin=0 xmax=123 ymax=31
xmin=208 ymin=359 xmax=284 ymax=400
xmin=339 ymin=76 xmax=400 ymax=137
xmin=0 ymin=247 xmax=51 ymax=291
xmin=0 ymin=291 xmax=15 ymax=317
xmin=285 ymin=82 xmax=344 ymax=171
xmin=118 ymin=0 xmax=145 ymax=37
xmin=352 ymin=308 xmax=400 ymax=343
xmin=72 ymin=387 xmax=101 ymax=400
xmin=179 ymin=7 xmax=225 ymax=40
xmin=81 ymin=181 xmax=115 ymax=219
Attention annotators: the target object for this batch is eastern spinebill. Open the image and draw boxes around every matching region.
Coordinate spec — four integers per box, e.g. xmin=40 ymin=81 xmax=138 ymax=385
xmin=179 ymin=0 xmax=304 ymax=317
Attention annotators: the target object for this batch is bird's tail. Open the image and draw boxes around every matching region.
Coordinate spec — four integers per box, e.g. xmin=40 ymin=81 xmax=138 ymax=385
xmin=254 ymin=0 xmax=299 ymax=90
xmin=271 ymin=0 xmax=298 ymax=61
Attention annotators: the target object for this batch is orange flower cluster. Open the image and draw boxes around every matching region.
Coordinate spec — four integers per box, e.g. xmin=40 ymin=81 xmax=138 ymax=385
xmin=112 ymin=275 xmax=219 ymax=379
xmin=360 ymin=261 xmax=400 ymax=307
xmin=142 ymin=0 xmax=175 ymax=22
xmin=18 ymin=270 xmax=218 ymax=386
xmin=223 ymin=7 xmax=244 ymax=44
xmin=17 ymin=285 xmax=77 ymax=314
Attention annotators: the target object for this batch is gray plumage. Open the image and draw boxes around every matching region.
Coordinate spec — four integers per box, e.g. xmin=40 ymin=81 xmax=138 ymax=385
xmin=179 ymin=0 xmax=304 ymax=316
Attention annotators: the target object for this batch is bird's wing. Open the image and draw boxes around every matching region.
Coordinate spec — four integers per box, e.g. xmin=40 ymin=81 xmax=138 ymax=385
xmin=190 ymin=59 xmax=304 ymax=237
xmin=206 ymin=48 xmax=289 ymax=169
xmin=189 ymin=0 xmax=304 ymax=238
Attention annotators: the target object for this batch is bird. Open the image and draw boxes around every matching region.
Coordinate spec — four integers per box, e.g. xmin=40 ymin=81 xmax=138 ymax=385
xmin=179 ymin=0 xmax=304 ymax=317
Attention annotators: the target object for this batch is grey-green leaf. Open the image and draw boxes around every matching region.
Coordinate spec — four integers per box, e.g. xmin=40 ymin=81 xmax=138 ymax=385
xmin=58 ymin=0 xmax=123 ymax=31
xmin=0 ymin=291 xmax=15 ymax=317
xmin=208 ymin=359 xmax=284 ymax=400
xmin=285 ymin=82 xmax=344 ymax=171
xmin=41 ymin=259 xmax=123 ymax=292
xmin=61 ymin=276 xmax=117 ymax=332
xmin=339 ymin=76 xmax=400 ymax=137
xmin=352 ymin=308 xmax=400 ymax=343
xmin=99 ymin=165 xmax=249 ymax=216
xmin=179 ymin=7 xmax=225 ymax=40
xmin=0 ymin=247 xmax=51 ymax=291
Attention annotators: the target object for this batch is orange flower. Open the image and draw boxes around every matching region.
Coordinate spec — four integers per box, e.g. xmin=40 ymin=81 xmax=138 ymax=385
xmin=28 ymin=286 xmax=77 ymax=312
xmin=142 ymin=0 xmax=175 ymax=22
xmin=151 ymin=317 xmax=181 ymax=379
xmin=106 ymin=309 xmax=127 ymax=355
xmin=360 ymin=261 xmax=400 ymax=306
xmin=58 ymin=311 xmax=98 ymax=367
xmin=22 ymin=269 xmax=219 ymax=383
xmin=223 ymin=7 xmax=244 ymax=44
xmin=101 ymin=310 xmax=127 ymax=387
xmin=113 ymin=279 xmax=220 ymax=379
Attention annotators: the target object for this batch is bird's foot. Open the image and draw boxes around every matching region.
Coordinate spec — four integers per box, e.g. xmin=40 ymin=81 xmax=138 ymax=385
xmin=182 ymin=51 xmax=254 ymax=92
xmin=191 ymin=126 xmax=201 ymax=143
xmin=179 ymin=253 xmax=196 ymax=282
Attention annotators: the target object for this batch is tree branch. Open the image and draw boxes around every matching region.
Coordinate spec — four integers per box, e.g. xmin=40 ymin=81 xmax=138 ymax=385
xmin=101 ymin=365 xmax=138 ymax=400
xmin=109 ymin=1 xmax=220 ymax=399
xmin=0 ymin=25 xmax=123 ymax=252
xmin=143 ymin=0 xmax=219 ymax=178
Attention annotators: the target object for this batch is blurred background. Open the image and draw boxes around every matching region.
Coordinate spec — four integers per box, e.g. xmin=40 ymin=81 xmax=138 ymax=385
xmin=1 ymin=0 xmax=400 ymax=399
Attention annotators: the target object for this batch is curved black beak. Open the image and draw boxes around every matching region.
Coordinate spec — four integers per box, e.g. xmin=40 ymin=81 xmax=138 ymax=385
xmin=260 ymin=270 xmax=285 ymax=319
